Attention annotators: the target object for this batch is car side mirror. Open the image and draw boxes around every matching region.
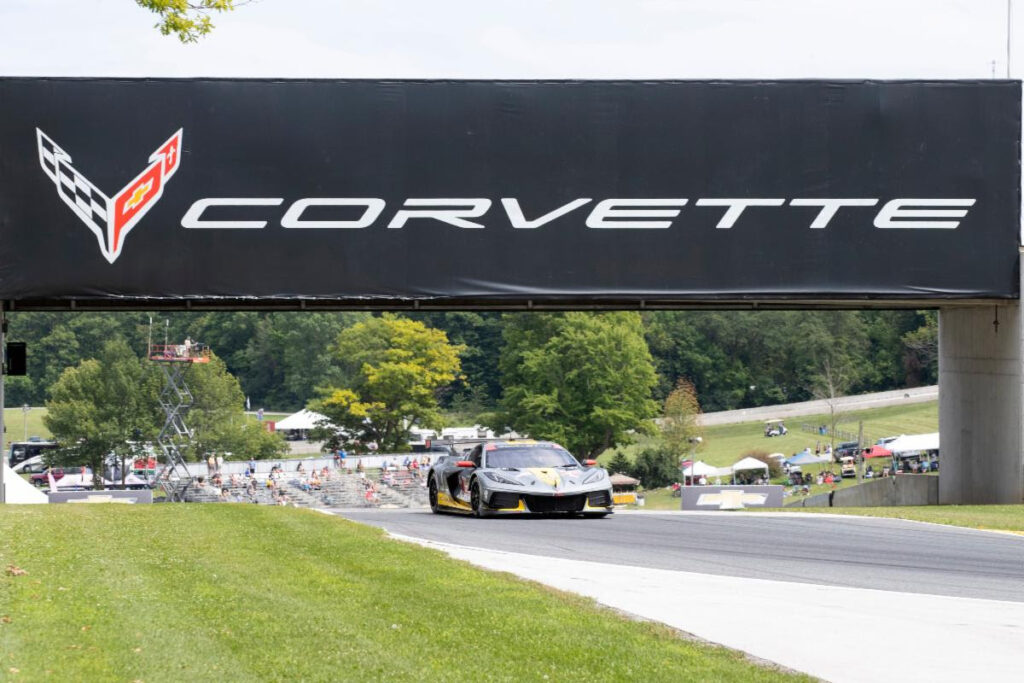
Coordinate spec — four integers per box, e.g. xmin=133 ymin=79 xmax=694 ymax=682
xmin=582 ymin=459 xmax=597 ymax=467
xmin=456 ymin=460 xmax=475 ymax=468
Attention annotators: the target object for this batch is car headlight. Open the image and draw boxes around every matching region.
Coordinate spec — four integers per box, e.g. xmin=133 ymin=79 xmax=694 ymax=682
xmin=582 ymin=468 xmax=607 ymax=484
xmin=482 ymin=471 xmax=523 ymax=486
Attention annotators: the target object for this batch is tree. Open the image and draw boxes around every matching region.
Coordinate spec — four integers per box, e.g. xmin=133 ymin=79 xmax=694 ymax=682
xmin=178 ymin=354 xmax=287 ymax=462
xmin=901 ymin=311 xmax=939 ymax=385
xmin=494 ymin=312 xmax=659 ymax=460
xmin=811 ymin=354 xmax=854 ymax=453
xmin=606 ymin=451 xmax=632 ymax=477
xmin=135 ymin=0 xmax=246 ymax=43
xmin=409 ymin=312 xmax=505 ymax=410
xmin=313 ymin=316 xmax=464 ymax=453
xmin=44 ymin=340 xmax=161 ymax=489
xmin=660 ymin=378 xmax=703 ymax=459
xmin=629 ymin=446 xmax=679 ymax=488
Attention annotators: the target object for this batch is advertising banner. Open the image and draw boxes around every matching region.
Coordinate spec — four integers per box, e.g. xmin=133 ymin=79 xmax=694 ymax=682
xmin=0 ymin=79 xmax=1018 ymax=307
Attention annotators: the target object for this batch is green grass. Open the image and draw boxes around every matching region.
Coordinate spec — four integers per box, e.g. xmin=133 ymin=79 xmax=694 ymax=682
xmin=605 ymin=401 xmax=939 ymax=511
xmin=0 ymin=506 xmax=805 ymax=682
xmin=604 ymin=400 xmax=938 ymax=470
xmin=1 ymin=407 xmax=52 ymax=442
xmin=777 ymin=504 xmax=1024 ymax=534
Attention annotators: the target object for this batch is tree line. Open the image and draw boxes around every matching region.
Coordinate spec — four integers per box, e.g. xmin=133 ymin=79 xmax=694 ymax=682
xmin=4 ymin=309 xmax=937 ymax=415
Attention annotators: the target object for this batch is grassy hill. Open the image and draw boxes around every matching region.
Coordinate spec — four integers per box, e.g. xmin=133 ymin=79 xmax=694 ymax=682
xmin=0 ymin=505 xmax=802 ymax=682
xmin=2 ymin=407 xmax=52 ymax=442
xmin=604 ymin=400 xmax=939 ymax=469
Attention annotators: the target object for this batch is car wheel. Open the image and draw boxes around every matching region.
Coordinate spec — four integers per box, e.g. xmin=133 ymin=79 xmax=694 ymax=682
xmin=428 ymin=478 xmax=440 ymax=514
xmin=470 ymin=481 xmax=485 ymax=518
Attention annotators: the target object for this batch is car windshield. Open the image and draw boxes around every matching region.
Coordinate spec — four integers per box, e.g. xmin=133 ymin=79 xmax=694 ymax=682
xmin=485 ymin=447 xmax=578 ymax=469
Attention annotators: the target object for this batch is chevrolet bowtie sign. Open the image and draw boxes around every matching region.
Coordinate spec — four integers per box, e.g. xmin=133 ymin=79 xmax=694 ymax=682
xmin=683 ymin=486 xmax=784 ymax=510
xmin=0 ymin=79 xmax=1018 ymax=307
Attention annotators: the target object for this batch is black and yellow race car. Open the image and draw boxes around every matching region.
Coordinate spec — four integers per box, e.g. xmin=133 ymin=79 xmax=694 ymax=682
xmin=427 ymin=440 xmax=614 ymax=517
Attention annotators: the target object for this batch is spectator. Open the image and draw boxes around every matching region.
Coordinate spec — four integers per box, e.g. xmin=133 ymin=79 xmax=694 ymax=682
xmin=248 ymin=457 xmax=257 ymax=477
xmin=219 ymin=488 xmax=231 ymax=502
xmin=297 ymin=462 xmax=305 ymax=474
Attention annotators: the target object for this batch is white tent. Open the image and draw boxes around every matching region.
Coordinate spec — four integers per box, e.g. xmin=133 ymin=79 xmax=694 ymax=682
xmin=887 ymin=433 xmax=939 ymax=454
xmin=682 ymin=460 xmax=731 ymax=479
xmin=275 ymin=409 xmax=332 ymax=431
xmin=730 ymin=456 xmax=770 ymax=484
xmin=731 ymin=456 xmax=771 ymax=473
xmin=1 ymin=463 xmax=48 ymax=504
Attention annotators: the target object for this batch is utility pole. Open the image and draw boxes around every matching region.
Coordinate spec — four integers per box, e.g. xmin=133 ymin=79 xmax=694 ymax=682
xmin=856 ymin=420 xmax=865 ymax=483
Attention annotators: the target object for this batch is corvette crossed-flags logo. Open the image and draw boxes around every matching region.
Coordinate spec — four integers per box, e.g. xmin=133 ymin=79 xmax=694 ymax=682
xmin=36 ymin=128 xmax=183 ymax=264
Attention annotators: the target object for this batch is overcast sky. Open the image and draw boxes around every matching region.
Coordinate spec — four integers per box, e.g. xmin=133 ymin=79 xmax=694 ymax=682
xmin=0 ymin=0 xmax=1019 ymax=79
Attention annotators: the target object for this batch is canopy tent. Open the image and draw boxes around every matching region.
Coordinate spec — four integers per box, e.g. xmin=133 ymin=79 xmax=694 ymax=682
xmin=862 ymin=445 xmax=893 ymax=459
xmin=731 ymin=456 xmax=770 ymax=472
xmin=682 ymin=460 xmax=730 ymax=479
xmin=886 ymin=433 xmax=939 ymax=454
xmin=274 ymin=409 xmax=332 ymax=431
xmin=786 ymin=451 xmax=832 ymax=466
xmin=729 ymin=456 xmax=770 ymax=484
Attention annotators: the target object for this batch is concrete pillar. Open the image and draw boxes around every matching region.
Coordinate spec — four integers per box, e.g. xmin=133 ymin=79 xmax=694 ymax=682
xmin=938 ymin=303 xmax=1024 ymax=504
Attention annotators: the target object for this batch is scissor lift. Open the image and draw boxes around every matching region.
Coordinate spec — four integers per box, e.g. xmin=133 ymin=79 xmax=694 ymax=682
xmin=149 ymin=342 xmax=211 ymax=501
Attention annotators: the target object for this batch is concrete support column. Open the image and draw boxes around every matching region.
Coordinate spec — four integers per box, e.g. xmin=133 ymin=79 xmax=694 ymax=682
xmin=938 ymin=303 xmax=1024 ymax=504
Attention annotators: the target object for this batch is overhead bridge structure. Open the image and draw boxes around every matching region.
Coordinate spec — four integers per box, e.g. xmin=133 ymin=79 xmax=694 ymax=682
xmin=0 ymin=78 xmax=1020 ymax=503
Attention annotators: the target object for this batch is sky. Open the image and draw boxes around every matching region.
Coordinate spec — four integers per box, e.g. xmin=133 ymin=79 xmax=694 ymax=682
xmin=0 ymin=0 xmax=1019 ymax=79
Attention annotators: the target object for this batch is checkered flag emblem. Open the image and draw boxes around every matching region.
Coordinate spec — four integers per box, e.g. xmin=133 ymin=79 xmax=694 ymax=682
xmin=36 ymin=128 xmax=183 ymax=263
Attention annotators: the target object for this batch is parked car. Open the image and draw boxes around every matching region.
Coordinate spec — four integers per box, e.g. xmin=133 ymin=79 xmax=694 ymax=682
xmin=834 ymin=441 xmax=860 ymax=462
xmin=12 ymin=455 xmax=46 ymax=474
xmin=30 ymin=467 xmax=69 ymax=487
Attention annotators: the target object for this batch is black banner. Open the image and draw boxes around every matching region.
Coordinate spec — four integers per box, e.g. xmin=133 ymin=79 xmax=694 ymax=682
xmin=0 ymin=78 xmax=1019 ymax=308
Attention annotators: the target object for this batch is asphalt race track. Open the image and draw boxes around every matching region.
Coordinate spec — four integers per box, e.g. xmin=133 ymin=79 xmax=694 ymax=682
xmin=334 ymin=509 xmax=1024 ymax=603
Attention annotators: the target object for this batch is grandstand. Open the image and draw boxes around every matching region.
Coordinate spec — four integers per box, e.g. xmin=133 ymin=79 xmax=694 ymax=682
xmin=181 ymin=464 xmax=428 ymax=510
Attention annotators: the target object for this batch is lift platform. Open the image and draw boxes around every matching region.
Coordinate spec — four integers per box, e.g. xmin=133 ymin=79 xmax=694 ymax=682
xmin=149 ymin=341 xmax=210 ymax=501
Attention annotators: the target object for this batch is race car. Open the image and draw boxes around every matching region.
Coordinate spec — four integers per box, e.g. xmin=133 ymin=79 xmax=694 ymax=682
xmin=427 ymin=440 xmax=614 ymax=517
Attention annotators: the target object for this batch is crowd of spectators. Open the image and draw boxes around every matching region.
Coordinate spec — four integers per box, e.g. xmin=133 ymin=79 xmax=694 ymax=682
xmin=187 ymin=453 xmax=436 ymax=507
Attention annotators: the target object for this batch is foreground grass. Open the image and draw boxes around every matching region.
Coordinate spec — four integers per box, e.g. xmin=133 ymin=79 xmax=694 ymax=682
xmin=777 ymin=504 xmax=1024 ymax=534
xmin=0 ymin=506 xmax=803 ymax=682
